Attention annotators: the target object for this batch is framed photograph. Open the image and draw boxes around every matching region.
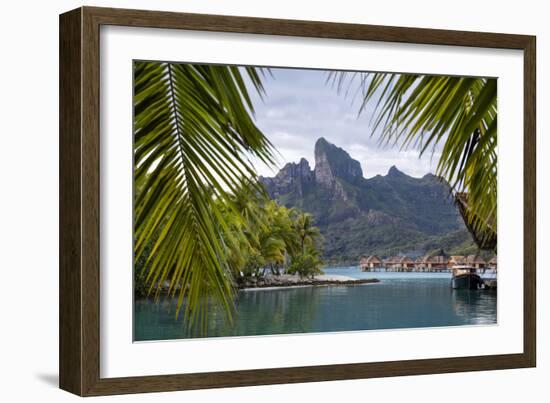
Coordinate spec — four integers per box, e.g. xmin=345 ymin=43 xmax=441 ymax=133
xmin=59 ymin=6 xmax=536 ymax=396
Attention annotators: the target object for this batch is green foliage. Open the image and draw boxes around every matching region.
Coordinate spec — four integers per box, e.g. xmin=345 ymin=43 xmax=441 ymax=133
xmin=240 ymin=250 xmax=265 ymax=277
xmin=293 ymin=212 xmax=321 ymax=254
xmin=216 ymin=186 xmax=324 ymax=280
xmin=237 ymin=200 xmax=323 ymax=277
xmin=329 ymin=72 xmax=497 ymax=250
xmin=287 ymin=212 xmax=323 ymax=278
xmin=133 ymin=61 xmax=275 ymax=329
xmin=287 ymin=252 xmax=323 ymax=278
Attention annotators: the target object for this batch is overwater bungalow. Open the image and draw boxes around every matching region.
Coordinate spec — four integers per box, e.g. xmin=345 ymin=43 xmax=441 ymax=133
xmin=427 ymin=255 xmax=450 ymax=271
xmin=360 ymin=255 xmax=383 ymax=271
xmin=465 ymin=255 xmax=487 ymax=269
xmin=359 ymin=252 xmax=496 ymax=274
xmin=385 ymin=256 xmax=402 ymax=271
xmin=383 ymin=256 xmax=415 ymax=272
xmin=399 ymin=256 xmax=415 ymax=271
xmin=414 ymin=256 xmax=425 ymax=271
xmin=418 ymin=251 xmax=450 ymax=272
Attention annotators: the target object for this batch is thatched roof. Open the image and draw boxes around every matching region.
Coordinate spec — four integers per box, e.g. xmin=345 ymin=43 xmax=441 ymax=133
xmin=365 ymin=255 xmax=383 ymax=264
xmin=465 ymin=255 xmax=486 ymax=264
xmin=385 ymin=256 xmax=401 ymax=264
xmin=426 ymin=255 xmax=448 ymax=264
xmin=384 ymin=256 xmax=415 ymax=265
xmin=488 ymin=256 xmax=498 ymax=264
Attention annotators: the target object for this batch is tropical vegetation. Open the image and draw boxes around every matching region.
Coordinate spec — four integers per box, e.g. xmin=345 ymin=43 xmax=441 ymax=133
xmin=134 ymin=61 xmax=497 ymax=331
xmin=134 ymin=61 xmax=275 ymax=329
xmin=133 ymin=61 xmax=323 ymax=327
xmin=221 ymin=187 xmax=323 ymax=280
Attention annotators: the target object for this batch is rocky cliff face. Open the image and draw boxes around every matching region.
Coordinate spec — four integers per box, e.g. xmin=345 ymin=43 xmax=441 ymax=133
xmin=260 ymin=138 xmax=470 ymax=262
xmin=260 ymin=158 xmax=313 ymax=198
xmin=314 ymin=137 xmax=363 ymax=186
xmin=261 ymin=138 xmax=364 ymax=205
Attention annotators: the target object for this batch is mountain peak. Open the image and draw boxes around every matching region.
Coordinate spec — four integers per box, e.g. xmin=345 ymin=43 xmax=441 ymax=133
xmin=276 ymin=158 xmax=312 ymax=179
xmin=261 ymin=158 xmax=313 ymax=198
xmin=314 ymin=138 xmax=363 ymax=185
xmin=387 ymin=165 xmax=406 ymax=178
xmin=422 ymin=172 xmax=437 ymax=180
xmin=315 ymin=137 xmax=330 ymax=147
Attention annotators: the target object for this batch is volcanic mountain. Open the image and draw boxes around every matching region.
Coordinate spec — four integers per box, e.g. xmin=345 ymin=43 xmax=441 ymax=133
xmin=260 ymin=138 xmax=475 ymax=264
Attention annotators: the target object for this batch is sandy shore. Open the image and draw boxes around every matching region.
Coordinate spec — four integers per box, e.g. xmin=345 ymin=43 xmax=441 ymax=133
xmin=313 ymin=274 xmax=356 ymax=281
xmin=238 ymin=274 xmax=379 ymax=290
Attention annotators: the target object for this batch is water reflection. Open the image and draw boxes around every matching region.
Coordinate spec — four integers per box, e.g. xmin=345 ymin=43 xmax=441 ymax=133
xmin=451 ymin=289 xmax=498 ymax=324
xmin=135 ymin=268 xmax=497 ymax=341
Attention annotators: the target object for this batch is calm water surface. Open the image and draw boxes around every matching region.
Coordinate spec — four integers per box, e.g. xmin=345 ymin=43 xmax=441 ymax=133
xmin=134 ymin=267 xmax=497 ymax=341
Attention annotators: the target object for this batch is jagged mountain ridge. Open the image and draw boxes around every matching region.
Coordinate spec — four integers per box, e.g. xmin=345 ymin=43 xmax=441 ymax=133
xmin=260 ymin=138 xmax=473 ymax=263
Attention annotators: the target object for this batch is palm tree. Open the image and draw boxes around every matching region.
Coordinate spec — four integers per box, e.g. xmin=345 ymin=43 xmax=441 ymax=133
xmin=258 ymin=234 xmax=287 ymax=274
xmin=293 ymin=212 xmax=321 ymax=254
xmin=254 ymin=201 xmax=294 ymax=275
xmin=330 ymin=72 xmax=497 ymax=250
xmin=133 ymin=61 xmax=275 ymax=329
xmin=288 ymin=212 xmax=323 ymax=278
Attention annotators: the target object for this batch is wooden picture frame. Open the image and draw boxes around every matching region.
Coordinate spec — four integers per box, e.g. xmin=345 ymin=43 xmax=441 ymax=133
xmin=59 ymin=6 xmax=536 ymax=396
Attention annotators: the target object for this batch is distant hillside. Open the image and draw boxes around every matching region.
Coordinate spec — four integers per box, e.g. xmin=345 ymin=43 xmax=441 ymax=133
xmin=261 ymin=138 xmax=478 ymax=265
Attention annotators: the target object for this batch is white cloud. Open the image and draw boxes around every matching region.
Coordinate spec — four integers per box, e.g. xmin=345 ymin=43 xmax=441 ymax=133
xmin=248 ymin=67 xmax=444 ymax=179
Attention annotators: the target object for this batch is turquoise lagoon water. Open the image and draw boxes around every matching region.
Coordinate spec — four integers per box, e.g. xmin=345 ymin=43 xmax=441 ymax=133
xmin=134 ymin=267 xmax=497 ymax=341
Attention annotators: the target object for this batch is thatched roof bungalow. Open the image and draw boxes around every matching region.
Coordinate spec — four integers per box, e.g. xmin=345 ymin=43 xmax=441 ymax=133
xmin=384 ymin=256 xmax=415 ymax=271
xmin=465 ymin=255 xmax=487 ymax=269
xmin=360 ymin=255 xmax=383 ymax=270
xmin=426 ymin=255 xmax=449 ymax=269
xmin=488 ymin=256 xmax=497 ymax=269
xmin=399 ymin=256 xmax=415 ymax=269
xmin=385 ymin=256 xmax=402 ymax=270
xmin=418 ymin=250 xmax=450 ymax=270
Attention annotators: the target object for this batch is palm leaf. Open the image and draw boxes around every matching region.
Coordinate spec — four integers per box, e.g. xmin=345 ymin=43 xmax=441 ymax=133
xmin=134 ymin=61 xmax=274 ymax=330
xmin=330 ymin=72 xmax=497 ymax=250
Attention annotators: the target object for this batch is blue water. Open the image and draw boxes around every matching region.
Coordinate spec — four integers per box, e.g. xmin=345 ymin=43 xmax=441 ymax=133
xmin=134 ymin=267 xmax=497 ymax=341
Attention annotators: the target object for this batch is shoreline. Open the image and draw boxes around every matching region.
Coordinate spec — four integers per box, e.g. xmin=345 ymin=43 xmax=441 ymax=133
xmin=236 ymin=274 xmax=380 ymax=290
xmin=135 ymin=271 xmax=497 ymax=297
xmin=134 ymin=274 xmax=381 ymax=298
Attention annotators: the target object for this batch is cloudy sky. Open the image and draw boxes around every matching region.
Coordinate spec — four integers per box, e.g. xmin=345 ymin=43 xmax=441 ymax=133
xmin=246 ymin=67 xmax=442 ymax=179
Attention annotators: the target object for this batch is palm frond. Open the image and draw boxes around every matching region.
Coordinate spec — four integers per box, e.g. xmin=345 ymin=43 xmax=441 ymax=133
xmin=329 ymin=72 xmax=497 ymax=249
xmin=134 ymin=61 xmax=274 ymax=330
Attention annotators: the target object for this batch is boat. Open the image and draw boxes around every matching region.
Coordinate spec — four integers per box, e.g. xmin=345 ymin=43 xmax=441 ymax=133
xmin=451 ymin=265 xmax=482 ymax=289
